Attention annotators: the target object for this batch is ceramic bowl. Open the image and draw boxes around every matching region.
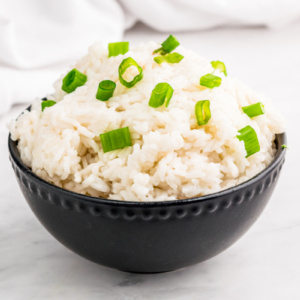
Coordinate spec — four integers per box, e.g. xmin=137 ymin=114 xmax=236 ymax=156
xmin=8 ymin=132 xmax=286 ymax=273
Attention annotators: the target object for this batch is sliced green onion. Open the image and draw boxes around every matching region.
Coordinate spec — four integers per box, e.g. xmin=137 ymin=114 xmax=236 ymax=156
xmin=154 ymin=52 xmax=184 ymax=64
xmin=118 ymin=57 xmax=143 ymax=88
xmin=200 ymin=73 xmax=222 ymax=89
xmin=281 ymin=144 xmax=288 ymax=149
xmin=100 ymin=127 xmax=132 ymax=153
xmin=161 ymin=35 xmax=180 ymax=53
xmin=96 ymin=80 xmax=116 ymax=101
xmin=153 ymin=35 xmax=180 ymax=54
xmin=149 ymin=83 xmax=174 ymax=108
xmin=242 ymin=102 xmax=265 ymax=118
xmin=62 ymin=69 xmax=87 ymax=93
xmin=237 ymin=125 xmax=260 ymax=158
xmin=41 ymin=100 xmax=56 ymax=112
xmin=108 ymin=42 xmax=129 ymax=57
xmin=211 ymin=60 xmax=227 ymax=76
xmin=195 ymin=100 xmax=211 ymax=126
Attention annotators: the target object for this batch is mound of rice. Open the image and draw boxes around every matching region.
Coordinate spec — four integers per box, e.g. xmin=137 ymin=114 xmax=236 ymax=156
xmin=10 ymin=41 xmax=285 ymax=201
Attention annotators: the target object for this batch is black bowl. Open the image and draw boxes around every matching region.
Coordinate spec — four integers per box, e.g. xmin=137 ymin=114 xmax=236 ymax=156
xmin=8 ymin=133 xmax=286 ymax=273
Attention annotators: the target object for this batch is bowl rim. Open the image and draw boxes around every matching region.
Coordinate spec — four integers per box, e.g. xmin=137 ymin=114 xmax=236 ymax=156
xmin=8 ymin=132 xmax=286 ymax=208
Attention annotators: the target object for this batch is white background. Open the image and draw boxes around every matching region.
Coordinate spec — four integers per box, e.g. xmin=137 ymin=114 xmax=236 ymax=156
xmin=1 ymin=21 xmax=300 ymax=299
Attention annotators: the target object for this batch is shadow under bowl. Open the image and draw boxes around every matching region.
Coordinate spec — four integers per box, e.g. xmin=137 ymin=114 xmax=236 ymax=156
xmin=8 ymin=133 xmax=286 ymax=273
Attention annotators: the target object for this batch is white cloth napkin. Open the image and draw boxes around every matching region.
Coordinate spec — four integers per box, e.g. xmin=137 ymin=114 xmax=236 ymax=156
xmin=0 ymin=0 xmax=124 ymax=115
xmin=121 ymin=0 xmax=300 ymax=31
xmin=1 ymin=0 xmax=300 ymax=115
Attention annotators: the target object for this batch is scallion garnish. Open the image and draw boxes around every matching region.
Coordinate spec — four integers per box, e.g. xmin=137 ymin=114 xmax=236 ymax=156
xmin=41 ymin=100 xmax=56 ymax=112
xmin=153 ymin=35 xmax=180 ymax=55
xmin=281 ymin=144 xmax=288 ymax=149
xmin=237 ymin=125 xmax=260 ymax=158
xmin=62 ymin=69 xmax=87 ymax=93
xmin=195 ymin=100 xmax=211 ymax=126
xmin=100 ymin=127 xmax=132 ymax=153
xmin=154 ymin=52 xmax=184 ymax=64
xmin=149 ymin=83 xmax=174 ymax=108
xmin=118 ymin=57 xmax=143 ymax=88
xmin=200 ymin=73 xmax=222 ymax=89
xmin=211 ymin=60 xmax=227 ymax=76
xmin=108 ymin=42 xmax=129 ymax=57
xmin=96 ymin=80 xmax=116 ymax=101
xmin=242 ymin=102 xmax=265 ymax=118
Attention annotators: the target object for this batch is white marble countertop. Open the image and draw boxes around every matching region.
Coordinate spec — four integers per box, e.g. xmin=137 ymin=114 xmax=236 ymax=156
xmin=1 ymin=23 xmax=300 ymax=300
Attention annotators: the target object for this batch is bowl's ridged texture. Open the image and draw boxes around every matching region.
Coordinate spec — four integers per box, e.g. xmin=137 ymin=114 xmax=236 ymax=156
xmin=9 ymin=134 xmax=286 ymax=273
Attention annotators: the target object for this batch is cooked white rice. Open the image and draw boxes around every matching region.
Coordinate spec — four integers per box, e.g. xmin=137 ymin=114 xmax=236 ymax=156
xmin=9 ymin=41 xmax=285 ymax=201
